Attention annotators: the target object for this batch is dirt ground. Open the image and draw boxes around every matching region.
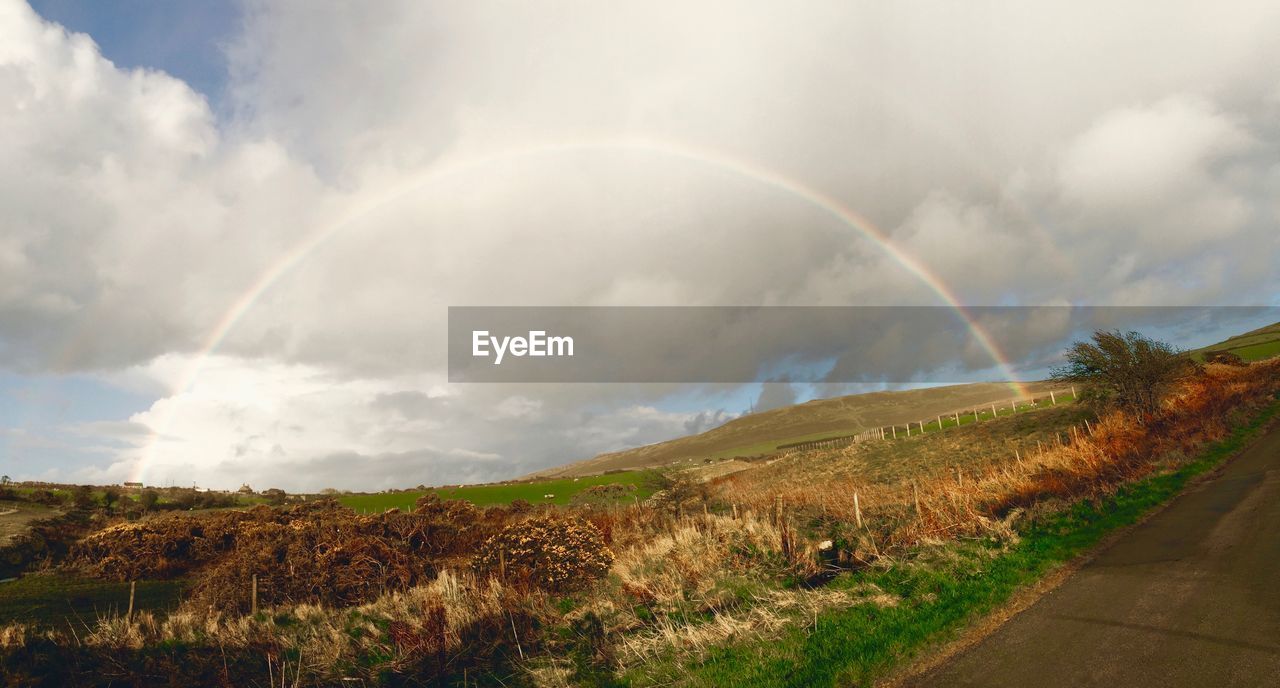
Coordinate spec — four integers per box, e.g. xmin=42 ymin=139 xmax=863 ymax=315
xmin=0 ymin=501 xmax=55 ymax=549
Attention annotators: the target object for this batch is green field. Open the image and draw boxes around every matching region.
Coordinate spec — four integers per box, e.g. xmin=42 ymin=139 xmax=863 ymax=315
xmin=1193 ymin=320 xmax=1280 ymax=362
xmin=0 ymin=574 xmax=187 ymax=629
xmin=337 ymin=469 xmax=655 ymax=512
xmin=1230 ymin=339 xmax=1280 ymax=362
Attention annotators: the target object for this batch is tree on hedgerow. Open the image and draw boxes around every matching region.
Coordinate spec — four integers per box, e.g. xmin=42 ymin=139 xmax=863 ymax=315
xmin=1052 ymin=330 xmax=1197 ymax=422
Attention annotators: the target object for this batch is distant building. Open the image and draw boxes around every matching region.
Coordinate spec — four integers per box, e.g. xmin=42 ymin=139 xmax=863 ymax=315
xmin=237 ymin=484 xmax=254 ymax=495
xmin=122 ymin=481 xmax=144 ymax=489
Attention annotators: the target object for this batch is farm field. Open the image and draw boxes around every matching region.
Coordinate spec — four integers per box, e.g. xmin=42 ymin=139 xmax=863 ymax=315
xmin=1230 ymin=339 xmax=1280 ymax=362
xmin=336 ymin=468 xmax=654 ymax=511
xmin=1193 ymin=320 xmax=1280 ymax=362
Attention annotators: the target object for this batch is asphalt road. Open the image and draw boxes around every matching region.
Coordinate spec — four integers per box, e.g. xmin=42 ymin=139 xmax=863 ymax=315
xmin=910 ymin=421 xmax=1280 ymax=687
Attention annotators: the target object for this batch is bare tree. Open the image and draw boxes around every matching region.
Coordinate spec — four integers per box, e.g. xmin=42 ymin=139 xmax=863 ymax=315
xmin=1052 ymin=330 xmax=1196 ymax=422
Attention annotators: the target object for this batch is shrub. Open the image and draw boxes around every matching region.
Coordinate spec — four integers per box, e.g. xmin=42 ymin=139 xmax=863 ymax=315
xmin=1052 ymin=330 xmax=1196 ymax=420
xmin=68 ymin=509 xmax=256 ymax=580
xmin=27 ymin=490 xmax=64 ymax=507
xmin=473 ymin=515 xmax=614 ymax=592
xmin=1204 ymin=350 xmax=1246 ymax=366
xmin=570 ymin=483 xmax=637 ymax=506
xmin=71 ymin=486 xmax=95 ymax=510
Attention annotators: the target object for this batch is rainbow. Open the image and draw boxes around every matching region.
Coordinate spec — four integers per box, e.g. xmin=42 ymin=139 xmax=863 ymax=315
xmin=131 ymin=136 xmax=1031 ymax=484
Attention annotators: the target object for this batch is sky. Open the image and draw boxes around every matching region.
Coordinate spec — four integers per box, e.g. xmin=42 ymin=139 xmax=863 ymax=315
xmin=1 ymin=0 xmax=1279 ymax=491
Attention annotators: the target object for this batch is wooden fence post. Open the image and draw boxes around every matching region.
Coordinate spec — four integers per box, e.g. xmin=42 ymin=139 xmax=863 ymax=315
xmin=991 ymin=403 xmax=997 ymax=418
xmin=892 ymin=425 xmax=897 ymax=439
xmin=938 ymin=415 xmax=943 ymax=429
xmin=854 ymin=492 xmax=863 ymax=529
xmin=912 ymin=482 xmax=921 ymax=518
xmin=127 ymin=580 xmax=136 ymax=621
xmin=1050 ymin=390 xmax=1057 ymax=405
xmin=251 ymin=574 xmax=258 ymax=615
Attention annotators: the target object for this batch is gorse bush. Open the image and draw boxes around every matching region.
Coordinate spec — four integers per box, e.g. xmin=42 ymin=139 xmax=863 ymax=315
xmin=69 ymin=499 xmax=518 ymax=612
xmin=473 ymin=515 xmax=614 ymax=592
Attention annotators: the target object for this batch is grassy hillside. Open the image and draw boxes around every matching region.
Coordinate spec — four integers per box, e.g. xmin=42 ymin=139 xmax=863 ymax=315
xmin=535 ymin=380 xmax=1065 ymax=478
xmin=717 ymin=403 xmax=1089 ymax=494
xmin=1192 ymin=320 xmax=1280 ymax=362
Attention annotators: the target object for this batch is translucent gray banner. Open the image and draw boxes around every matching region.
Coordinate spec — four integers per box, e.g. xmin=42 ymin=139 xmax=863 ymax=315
xmin=447 ymin=306 xmax=1278 ymax=383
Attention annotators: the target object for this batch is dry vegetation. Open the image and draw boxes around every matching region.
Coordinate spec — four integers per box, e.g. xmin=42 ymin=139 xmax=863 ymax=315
xmin=1 ymin=361 xmax=1277 ymax=686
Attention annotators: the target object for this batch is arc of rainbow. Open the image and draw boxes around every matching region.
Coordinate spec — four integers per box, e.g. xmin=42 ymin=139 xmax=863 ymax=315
xmin=132 ymin=136 xmax=1031 ymax=483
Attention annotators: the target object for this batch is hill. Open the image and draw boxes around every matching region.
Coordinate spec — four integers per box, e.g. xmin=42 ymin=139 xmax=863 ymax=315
xmin=1192 ymin=319 xmax=1280 ymax=362
xmin=533 ymin=380 xmax=1064 ymax=478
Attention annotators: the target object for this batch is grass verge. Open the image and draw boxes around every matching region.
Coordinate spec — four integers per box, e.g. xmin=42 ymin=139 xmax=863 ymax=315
xmin=638 ymin=396 xmax=1280 ymax=687
xmin=0 ymin=574 xmax=188 ymax=630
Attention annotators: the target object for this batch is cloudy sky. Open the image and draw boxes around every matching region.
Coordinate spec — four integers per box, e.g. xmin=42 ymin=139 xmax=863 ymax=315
xmin=2 ymin=0 xmax=1278 ymax=491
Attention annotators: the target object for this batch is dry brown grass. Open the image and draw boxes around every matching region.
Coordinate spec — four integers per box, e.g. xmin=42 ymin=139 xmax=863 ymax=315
xmin=713 ymin=360 xmax=1280 ymax=562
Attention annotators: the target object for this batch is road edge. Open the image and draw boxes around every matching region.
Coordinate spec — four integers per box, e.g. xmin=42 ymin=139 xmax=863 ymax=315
xmin=879 ymin=399 xmax=1280 ymax=688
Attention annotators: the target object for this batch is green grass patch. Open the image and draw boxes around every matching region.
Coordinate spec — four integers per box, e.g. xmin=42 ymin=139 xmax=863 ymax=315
xmin=635 ymin=397 xmax=1278 ymax=687
xmin=0 ymin=574 xmax=188 ymax=630
xmin=337 ymin=470 xmax=655 ymax=511
xmin=1228 ymin=339 xmax=1280 ymax=362
xmin=1192 ymin=320 xmax=1280 ymax=362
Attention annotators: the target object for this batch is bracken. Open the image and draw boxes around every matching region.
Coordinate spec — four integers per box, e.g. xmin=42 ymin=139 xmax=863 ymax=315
xmin=473 ymin=514 xmax=614 ymax=592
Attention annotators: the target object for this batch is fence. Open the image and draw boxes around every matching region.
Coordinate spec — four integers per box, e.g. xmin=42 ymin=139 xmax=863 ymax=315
xmin=780 ymin=387 xmax=1077 ymax=454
